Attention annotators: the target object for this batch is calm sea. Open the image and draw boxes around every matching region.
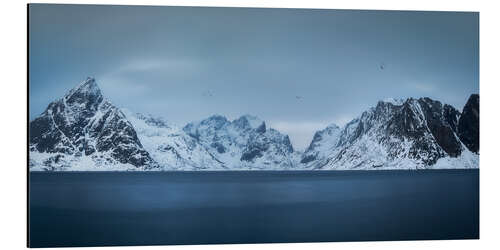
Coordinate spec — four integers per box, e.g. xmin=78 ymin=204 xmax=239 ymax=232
xmin=28 ymin=170 xmax=479 ymax=247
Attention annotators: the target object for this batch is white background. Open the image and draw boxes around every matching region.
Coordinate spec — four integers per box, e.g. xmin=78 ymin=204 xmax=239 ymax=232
xmin=1 ymin=0 xmax=498 ymax=249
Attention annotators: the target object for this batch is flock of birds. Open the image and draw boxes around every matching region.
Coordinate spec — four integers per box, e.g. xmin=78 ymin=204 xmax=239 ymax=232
xmin=201 ymin=63 xmax=386 ymax=102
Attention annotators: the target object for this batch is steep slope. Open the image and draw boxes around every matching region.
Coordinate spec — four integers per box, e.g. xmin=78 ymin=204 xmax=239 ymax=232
xmin=124 ymin=111 xmax=226 ymax=170
xmin=302 ymin=97 xmax=478 ymax=170
xmin=183 ymin=115 xmax=296 ymax=169
xmin=29 ymin=77 xmax=158 ymax=171
xmin=458 ymin=94 xmax=479 ymax=153
xmin=300 ymin=124 xmax=341 ymax=165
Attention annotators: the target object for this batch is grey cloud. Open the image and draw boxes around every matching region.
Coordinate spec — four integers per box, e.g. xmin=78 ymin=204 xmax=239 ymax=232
xmin=29 ymin=4 xmax=479 ymax=150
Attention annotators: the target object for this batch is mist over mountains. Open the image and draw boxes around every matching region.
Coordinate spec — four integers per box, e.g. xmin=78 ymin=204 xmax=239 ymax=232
xmin=29 ymin=78 xmax=479 ymax=171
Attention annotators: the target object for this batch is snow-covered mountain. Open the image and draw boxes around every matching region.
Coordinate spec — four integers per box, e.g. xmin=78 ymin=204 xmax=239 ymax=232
xmin=123 ymin=111 xmax=226 ymax=170
xmin=457 ymin=94 xmax=479 ymax=153
xmin=29 ymin=77 xmax=479 ymax=171
xmin=300 ymin=124 xmax=341 ymax=165
xmin=29 ymin=77 xmax=158 ymax=171
xmin=183 ymin=115 xmax=297 ymax=170
xmin=29 ymin=78 xmax=297 ymax=171
xmin=300 ymin=96 xmax=479 ymax=170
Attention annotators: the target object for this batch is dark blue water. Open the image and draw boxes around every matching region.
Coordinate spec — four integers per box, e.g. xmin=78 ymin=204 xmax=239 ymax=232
xmin=28 ymin=170 xmax=479 ymax=247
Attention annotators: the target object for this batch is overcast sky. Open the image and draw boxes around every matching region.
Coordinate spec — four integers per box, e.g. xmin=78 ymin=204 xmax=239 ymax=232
xmin=28 ymin=4 xmax=479 ymax=150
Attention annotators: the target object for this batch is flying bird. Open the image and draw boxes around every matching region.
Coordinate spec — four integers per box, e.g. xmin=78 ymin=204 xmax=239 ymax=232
xmin=202 ymin=90 xmax=214 ymax=97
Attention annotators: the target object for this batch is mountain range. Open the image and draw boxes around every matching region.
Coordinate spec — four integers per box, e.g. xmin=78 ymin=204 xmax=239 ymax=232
xmin=29 ymin=78 xmax=479 ymax=171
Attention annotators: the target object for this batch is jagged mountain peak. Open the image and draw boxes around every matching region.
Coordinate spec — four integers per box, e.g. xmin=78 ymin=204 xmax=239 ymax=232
xmin=235 ymin=114 xmax=263 ymax=125
xmin=29 ymin=77 xmax=158 ymax=171
xmin=199 ymin=114 xmax=229 ymax=128
xmin=64 ymin=77 xmax=102 ymax=100
xmin=301 ymin=123 xmax=342 ymax=164
xmin=180 ymin=113 xmax=295 ymax=169
xmin=371 ymin=96 xmax=461 ymax=128
xmin=468 ymin=94 xmax=479 ymax=103
xmin=47 ymin=77 xmax=105 ymax=120
xmin=124 ymin=111 xmax=225 ymax=171
xmin=302 ymin=95 xmax=477 ymax=170
xmin=381 ymin=97 xmax=405 ymax=105
xmin=377 ymin=96 xmax=445 ymax=107
xmin=232 ymin=114 xmax=266 ymax=132
xmin=207 ymin=114 xmax=228 ymax=121
xmin=185 ymin=114 xmax=268 ymax=134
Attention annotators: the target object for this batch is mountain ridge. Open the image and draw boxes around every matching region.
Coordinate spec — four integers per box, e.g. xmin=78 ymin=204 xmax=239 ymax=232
xmin=301 ymin=96 xmax=479 ymax=170
xmin=29 ymin=77 xmax=479 ymax=171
